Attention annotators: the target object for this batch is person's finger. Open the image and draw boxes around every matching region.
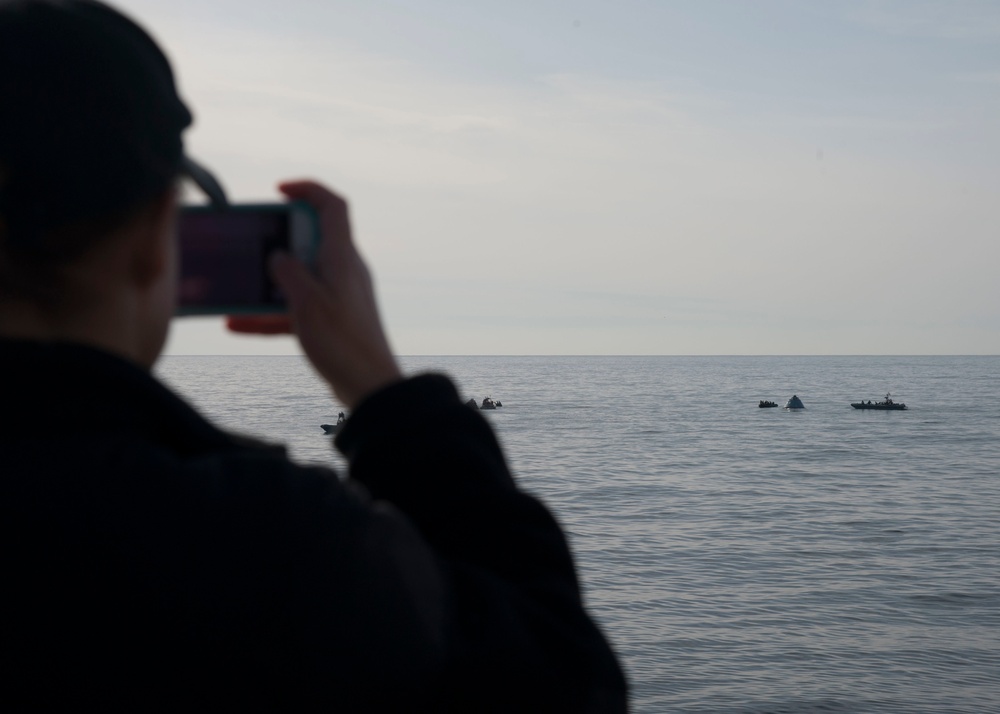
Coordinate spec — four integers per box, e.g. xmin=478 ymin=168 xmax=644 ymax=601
xmin=278 ymin=180 xmax=351 ymax=284
xmin=278 ymin=180 xmax=348 ymax=239
xmin=277 ymin=180 xmax=344 ymax=207
xmin=226 ymin=314 xmax=293 ymax=334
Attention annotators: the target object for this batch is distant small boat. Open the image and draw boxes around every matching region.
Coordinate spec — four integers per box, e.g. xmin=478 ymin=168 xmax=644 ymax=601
xmin=851 ymin=393 xmax=906 ymax=410
xmin=480 ymin=397 xmax=502 ymax=410
xmin=321 ymin=412 xmax=347 ymax=434
xmin=759 ymin=400 xmax=778 ymax=408
xmin=785 ymin=395 xmax=805 ymax=410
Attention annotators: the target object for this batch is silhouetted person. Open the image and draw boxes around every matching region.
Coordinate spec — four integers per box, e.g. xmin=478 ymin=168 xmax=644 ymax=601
xmin=0 ymin=1 xmax=626 ymax=710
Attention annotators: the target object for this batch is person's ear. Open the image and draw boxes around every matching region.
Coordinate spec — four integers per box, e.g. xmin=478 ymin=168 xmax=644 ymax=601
xmin=128 ymin=187 xmax=178 ymax=290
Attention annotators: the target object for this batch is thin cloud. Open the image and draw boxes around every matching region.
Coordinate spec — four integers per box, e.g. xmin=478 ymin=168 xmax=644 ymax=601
xmin=847 ymin=0 xmax=1000 ymax=39
xmin=954 ymin=71 xmax=1000 ymax=85
xmin=131 ymin=0 xmax=1000 ymax=355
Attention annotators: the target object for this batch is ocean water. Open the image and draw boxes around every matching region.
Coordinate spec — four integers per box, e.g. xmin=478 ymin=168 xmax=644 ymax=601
xmin=156 ymin=355 xmax=1000 ymax=713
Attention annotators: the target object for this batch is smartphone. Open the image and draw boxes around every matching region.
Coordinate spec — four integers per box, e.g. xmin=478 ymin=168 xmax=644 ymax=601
xmin=176 ymin=202 xmax=320 ymax=315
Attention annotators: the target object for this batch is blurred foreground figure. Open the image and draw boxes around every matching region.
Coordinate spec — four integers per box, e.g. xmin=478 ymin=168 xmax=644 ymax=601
xmin=0 ymin=1 xmax=627 ymax=710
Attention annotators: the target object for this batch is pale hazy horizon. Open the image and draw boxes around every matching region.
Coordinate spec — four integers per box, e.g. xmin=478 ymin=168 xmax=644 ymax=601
xmin=116 ymin=0 xmax=1000 ymax=356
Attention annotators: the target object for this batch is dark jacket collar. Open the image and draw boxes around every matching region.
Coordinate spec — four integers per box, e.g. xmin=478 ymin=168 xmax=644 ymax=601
xmin=0 ymin=339 xmax=260 ymax=457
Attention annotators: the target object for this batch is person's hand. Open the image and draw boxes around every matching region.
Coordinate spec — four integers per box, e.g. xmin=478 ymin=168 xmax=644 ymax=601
xmin=228 ymin=181 xmax=401 ymax=409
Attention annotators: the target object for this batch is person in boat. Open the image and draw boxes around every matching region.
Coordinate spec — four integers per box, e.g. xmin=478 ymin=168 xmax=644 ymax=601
xmin=0 ymin=2 xmax=626 ymax=709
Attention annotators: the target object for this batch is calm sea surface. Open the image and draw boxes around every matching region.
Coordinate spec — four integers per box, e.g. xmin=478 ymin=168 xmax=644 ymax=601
xmin=156 ymin=355 xmax=1000 ymax=713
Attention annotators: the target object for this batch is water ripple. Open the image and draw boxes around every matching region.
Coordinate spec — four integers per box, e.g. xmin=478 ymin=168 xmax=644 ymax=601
xmin=158 ymin=355 xmax=1000 ymax=713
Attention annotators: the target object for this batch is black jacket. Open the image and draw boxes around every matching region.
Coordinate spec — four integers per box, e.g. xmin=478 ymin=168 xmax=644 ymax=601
xmin=0 ymin=340 xmax=627 ymax=711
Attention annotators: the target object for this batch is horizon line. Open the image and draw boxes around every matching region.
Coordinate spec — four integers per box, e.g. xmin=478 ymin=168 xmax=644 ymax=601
xmin=161 ymin=353 xmax=1000 ymax=358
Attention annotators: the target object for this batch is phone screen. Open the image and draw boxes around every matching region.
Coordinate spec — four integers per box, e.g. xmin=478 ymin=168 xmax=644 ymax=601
xmin=178 ymin=209 xmax=289 ymax=312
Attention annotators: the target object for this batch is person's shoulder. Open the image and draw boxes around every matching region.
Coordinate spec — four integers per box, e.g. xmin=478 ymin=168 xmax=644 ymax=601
xmin=178 ymin=435 xmax=349 ymax=503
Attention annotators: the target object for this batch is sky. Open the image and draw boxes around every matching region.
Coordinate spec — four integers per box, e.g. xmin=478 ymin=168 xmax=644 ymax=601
xmin=116 ymin=0 xmax=1000 ymax=355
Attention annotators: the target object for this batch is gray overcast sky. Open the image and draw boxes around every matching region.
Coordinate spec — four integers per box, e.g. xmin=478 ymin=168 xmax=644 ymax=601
xmin=120 ymin=0 xmax=1000 ymax=355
